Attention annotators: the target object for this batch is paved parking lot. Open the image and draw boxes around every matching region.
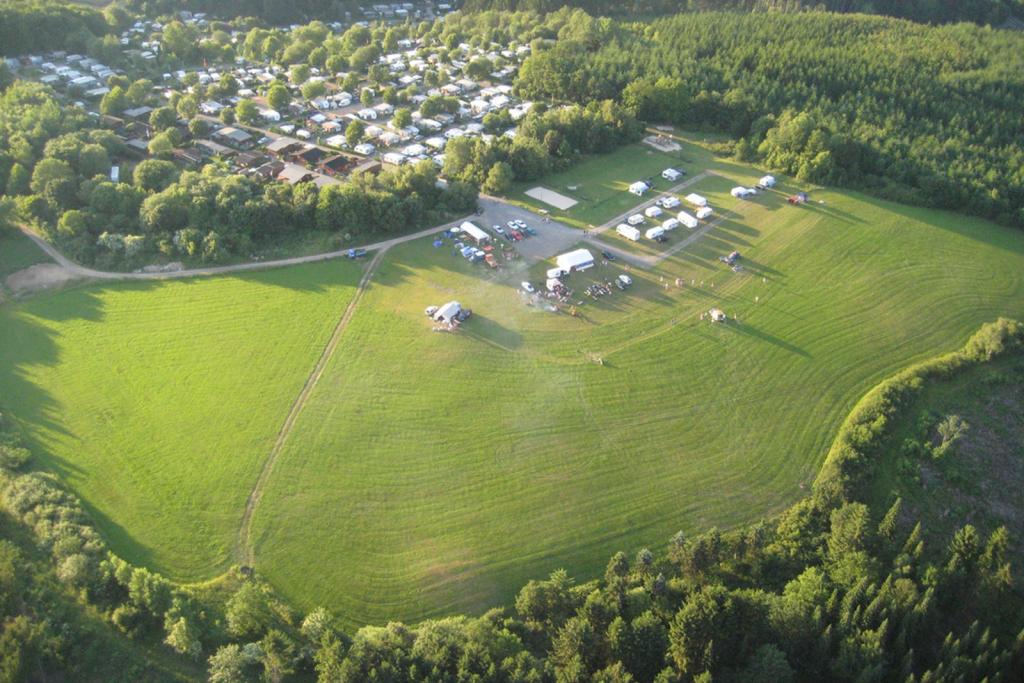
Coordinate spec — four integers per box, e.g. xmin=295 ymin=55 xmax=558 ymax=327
xmin=477 ymin=196 xmax=584 ymax=262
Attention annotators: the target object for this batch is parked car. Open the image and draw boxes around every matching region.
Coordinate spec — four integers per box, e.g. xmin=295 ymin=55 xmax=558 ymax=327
xmin=524 ymin=226 xmax=537 ymax=236
xmin=601 ymin=250 xmax=616 ymax=261
xmin=492 ymin=224 xmax=505 ymax=234
xmin=618 ymin=274 xmax=633 ymax=287
xmin=521 ymin=281 xmax=536 ymax=293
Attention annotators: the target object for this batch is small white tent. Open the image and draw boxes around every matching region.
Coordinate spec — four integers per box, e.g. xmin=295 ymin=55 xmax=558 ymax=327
xmin=628 ymin=181 xmax=649 ymax=196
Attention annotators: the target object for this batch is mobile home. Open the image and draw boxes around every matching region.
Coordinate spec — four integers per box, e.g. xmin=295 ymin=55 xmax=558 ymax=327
xmin=616 ymin=224 xmax=641 ymax=241
xmin=676 ymin=211 xmax=699 ymax=229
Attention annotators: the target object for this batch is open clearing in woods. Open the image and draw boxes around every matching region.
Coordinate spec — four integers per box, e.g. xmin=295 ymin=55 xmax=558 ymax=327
xmin=1 ymin=136 xmax=1024 ymax=627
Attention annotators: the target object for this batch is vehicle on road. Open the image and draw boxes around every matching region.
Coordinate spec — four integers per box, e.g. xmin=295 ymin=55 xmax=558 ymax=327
xmin=346 ymin=248 xmax=367 ymax=258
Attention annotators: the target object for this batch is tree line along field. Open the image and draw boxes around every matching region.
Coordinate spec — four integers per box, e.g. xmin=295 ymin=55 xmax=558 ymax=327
xmin=0 ymin=260 xmax=365 ymax=580
xmin=1 ymin=142 xmax=1024 ymax=629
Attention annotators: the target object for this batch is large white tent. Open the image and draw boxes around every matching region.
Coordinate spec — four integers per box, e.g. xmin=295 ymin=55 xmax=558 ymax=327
xmin=556 ymin=248 xmax=595 ymax=272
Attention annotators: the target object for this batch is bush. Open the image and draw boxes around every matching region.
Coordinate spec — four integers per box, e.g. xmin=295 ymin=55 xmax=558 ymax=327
xmin=813 ymin=318 xmax=1024 ymax=508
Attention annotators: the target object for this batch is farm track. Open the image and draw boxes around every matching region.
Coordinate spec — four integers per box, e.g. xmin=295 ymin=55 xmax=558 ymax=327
xmin=233 ymin=248 xmax=388 ymax=566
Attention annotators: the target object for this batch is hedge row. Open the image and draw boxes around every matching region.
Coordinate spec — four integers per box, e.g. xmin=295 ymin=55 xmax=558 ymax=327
xmin=812 ymin=317 xmax=1024 ymax=508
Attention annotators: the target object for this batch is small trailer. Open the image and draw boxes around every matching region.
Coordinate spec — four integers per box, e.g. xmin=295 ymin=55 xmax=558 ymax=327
xmin=676 ymin=211 xmax=699 ymax=229
xmin=617 ymin=224 xmax=641 ymax=241
xmin=645 ymin=226 xmax=667 ymax=242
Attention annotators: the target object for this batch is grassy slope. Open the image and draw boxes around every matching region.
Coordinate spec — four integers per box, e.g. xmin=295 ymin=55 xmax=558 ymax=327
xmin=0 ymin=229 xmax=49 ymax=280
xmin=0 ymin=260 xmax=364 ymax=579
xmin=252 ymin=161 xmax=1024 ymax=627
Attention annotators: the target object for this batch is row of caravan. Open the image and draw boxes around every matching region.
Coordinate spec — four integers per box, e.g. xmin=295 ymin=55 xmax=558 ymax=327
xmin=616 ymin=207 xmax=711 ymax=242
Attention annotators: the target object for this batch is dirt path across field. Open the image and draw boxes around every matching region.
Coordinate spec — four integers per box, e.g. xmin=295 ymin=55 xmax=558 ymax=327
xmin=15 ymin=217 xmax=466 ymax=287
xmin=233 ymin=248 xmax=387 ymax=567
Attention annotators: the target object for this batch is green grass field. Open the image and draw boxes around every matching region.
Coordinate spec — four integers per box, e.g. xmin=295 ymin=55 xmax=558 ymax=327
xmin=0 ymin=229 xmax=49 ymax=280
xmin=0 ymin=260 xmax=364 ymax=579
xmin=2 ymin=137 xmax=1024 ymax=628
xmin=250 ymin=177 xmax=1024 ymax=626
xmin=512 ymin=142 xmax=698 ymax=229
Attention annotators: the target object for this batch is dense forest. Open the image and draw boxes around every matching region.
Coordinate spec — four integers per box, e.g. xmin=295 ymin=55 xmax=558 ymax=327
xmin=121 ymin=0 xmax=367 ymax=25
xmin=0 ymin=0 xmax=115 ymax=55
xmin=461 ymin=0 xmax=1024 ymax=25
xmin=516 ymin=12 xmax=1024 ymax=228
xmin=2 ymin=319 xmax=1023 ymax=682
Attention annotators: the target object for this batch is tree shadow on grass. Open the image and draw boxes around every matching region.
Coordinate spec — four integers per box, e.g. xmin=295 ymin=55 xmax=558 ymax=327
xmin=77 ymin=495 xmax=161 ymax=570
xmin=0 ymin=292 xmax=107 ymax=439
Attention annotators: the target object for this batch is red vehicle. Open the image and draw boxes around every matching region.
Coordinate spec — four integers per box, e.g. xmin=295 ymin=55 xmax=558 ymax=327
xmin=511 ymin=230 xmax=524 ymax=241
xmin=485 ymin=254 xmax=498 ymax=268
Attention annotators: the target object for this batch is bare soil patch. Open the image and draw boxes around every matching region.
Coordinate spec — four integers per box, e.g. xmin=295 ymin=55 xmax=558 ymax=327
xmin=5 ymin=263 xmax=84 ymax=296
xmin=643 ymin=135 xmax=682 ymax=152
